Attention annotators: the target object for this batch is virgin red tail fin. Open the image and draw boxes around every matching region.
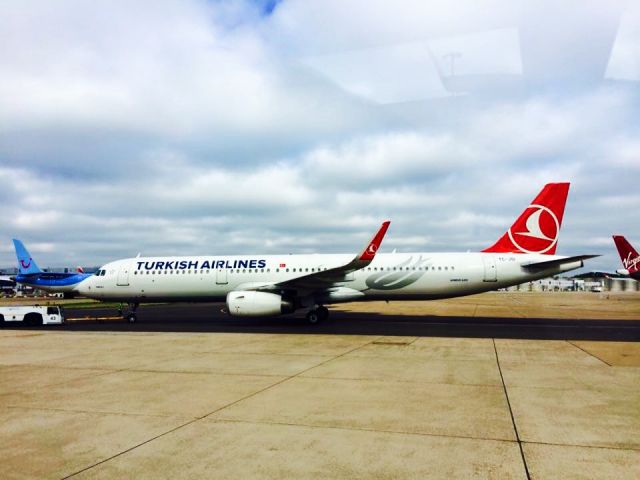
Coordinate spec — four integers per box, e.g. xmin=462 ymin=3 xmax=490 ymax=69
xmin=482 ymin=183 xmax=570 ymax=255
xmin=613 ymin=235 xmax=640 ymax=274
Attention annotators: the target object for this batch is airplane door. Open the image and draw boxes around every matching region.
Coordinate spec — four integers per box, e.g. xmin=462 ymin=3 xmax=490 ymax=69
xmin=216 ymin=268 xmax=228 ymax=285
xmin=117 ymin=264 xmax=130 ymax=286
xmin=482 ymin=256 xmax=497 ymax=282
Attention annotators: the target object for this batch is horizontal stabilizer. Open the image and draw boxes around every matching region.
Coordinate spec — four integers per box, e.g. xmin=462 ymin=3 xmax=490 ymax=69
xmin=521 ymin=255 xmax=600 ymax=271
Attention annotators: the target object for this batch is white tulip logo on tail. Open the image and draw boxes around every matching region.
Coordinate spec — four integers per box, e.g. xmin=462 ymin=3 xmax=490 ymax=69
xmin=623 ymin=252 xmax=640 ymax=271
xmin=507 ymin=204 xmax=560 ymax=254
xmin=482 ymin=183 xmax=568 ymax=255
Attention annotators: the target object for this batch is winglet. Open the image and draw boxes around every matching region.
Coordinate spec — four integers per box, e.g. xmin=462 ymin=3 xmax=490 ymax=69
xmin=12 ymin=239 xmax=42 ymax=275
xmin=265 ymin=221 xmax=392 ymax=289
xmin=357 ymin=221 xmax=390 ymax=262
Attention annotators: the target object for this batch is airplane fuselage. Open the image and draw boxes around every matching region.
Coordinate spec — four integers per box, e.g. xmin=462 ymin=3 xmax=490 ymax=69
xmin=77 ymin=252 xmax=584 ymax=304
xmin=15 ymin=273 xmax=91 ymax=293
xmin=16 ymin=183 xmax=596 ymax=322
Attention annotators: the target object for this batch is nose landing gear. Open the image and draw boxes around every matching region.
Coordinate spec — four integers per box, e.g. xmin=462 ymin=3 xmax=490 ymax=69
xmin=119 ymin=302 xmax=139 ymax=323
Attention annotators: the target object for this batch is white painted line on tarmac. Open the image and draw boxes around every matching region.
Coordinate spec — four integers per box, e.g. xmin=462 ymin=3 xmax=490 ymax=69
xmin=67 ymin=317 xmax=122 ymax=321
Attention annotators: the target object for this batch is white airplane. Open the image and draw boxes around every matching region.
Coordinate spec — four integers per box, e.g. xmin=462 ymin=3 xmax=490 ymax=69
xmin=76 ymin=182 xmax=597 ymax=323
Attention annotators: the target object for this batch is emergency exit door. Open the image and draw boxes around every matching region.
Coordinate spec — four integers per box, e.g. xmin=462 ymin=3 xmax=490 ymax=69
xmin=117 ymin=264 xmax=130 ymax=286
xmin=216 ymin=269 xmax=228 ymax=285
xmin=482 ymin=256 xmax=497 ymax=282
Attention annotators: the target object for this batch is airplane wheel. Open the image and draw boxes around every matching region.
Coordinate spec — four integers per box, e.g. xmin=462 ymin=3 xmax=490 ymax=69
xmin=317 ymin=306 xmax=329 ymax=322
xmin=306 ymin=310 xmax=320 ymax=325
xmin=126 ymin=313 xmax=137 ymax=323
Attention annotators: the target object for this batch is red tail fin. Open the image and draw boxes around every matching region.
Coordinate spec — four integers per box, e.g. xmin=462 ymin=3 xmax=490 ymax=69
xmin=613 ymin=235 xmax=640 ymax=274
xmin=482 ymin=183 xmax=570 ymax=255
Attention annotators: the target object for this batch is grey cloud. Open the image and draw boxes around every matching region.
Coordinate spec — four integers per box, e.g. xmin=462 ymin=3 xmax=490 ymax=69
xmin=0 ymin=0 xmax=638 ymax=275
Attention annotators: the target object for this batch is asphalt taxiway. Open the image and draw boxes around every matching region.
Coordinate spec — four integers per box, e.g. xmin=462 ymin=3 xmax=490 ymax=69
xmin=61 ymin=299 xmax=640 ymax=341
xmin=1 ymin=292 xmax=639 ymax=479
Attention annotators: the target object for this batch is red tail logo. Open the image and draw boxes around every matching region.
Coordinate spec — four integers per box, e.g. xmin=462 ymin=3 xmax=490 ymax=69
xmin=483 ymin=183 xmax=569 ymax=255
xmin=509 ymin=204 xmax=560 ymax=253
xmin=613 ymin=235 xmax=640 ymax=273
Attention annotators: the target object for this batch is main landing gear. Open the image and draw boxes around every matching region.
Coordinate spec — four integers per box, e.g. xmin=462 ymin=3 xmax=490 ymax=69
xmin=118 ymin=302 xmax=139 ymax=323
xmin=306 ymin=306 xmax=329 ymax=324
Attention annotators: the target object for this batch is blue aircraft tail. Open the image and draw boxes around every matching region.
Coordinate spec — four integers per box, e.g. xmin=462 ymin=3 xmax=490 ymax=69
xmin=12 ymin=239 xmax=42 ymax=275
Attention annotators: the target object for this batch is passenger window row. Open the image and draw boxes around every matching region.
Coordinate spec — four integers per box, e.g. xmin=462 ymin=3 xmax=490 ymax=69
xmin=131 ymin=265 xmax=455 ymax=275
xmin=365 ymin=266 xmax=454 ymax=271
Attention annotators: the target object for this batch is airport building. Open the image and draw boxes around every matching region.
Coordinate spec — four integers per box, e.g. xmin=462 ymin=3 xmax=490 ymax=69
xmin=505 ymin=276 xmax=639 ymax=293
xmin=0 ymin=275 xmax=16 ymax=296
xmin=575 ymin=272 xmax=640 ymax=293
xmin=504 ymin=278 xmax=604 ymax=293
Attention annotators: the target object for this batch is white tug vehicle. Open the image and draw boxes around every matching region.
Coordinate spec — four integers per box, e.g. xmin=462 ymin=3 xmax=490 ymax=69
xmin=0 ymin=305 xmax=65 ymax=326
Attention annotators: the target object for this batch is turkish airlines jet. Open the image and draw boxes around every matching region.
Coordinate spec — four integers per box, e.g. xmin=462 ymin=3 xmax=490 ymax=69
xmin=613 ymin=235 xmax=640 ymax=280
xmin=76 ymin=182 xmax=597 ymax=323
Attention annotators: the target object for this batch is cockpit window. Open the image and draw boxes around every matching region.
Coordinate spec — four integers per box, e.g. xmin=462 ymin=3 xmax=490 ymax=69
xmin=94 ymin=269 xmax=106 ymax=276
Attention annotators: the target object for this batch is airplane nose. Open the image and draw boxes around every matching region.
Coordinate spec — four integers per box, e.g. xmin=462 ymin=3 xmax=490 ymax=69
xmin=76 ymin=278 xmax=91 ymax=295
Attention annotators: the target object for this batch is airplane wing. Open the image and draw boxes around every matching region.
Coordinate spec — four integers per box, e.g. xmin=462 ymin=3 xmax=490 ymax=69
xmin=241 ymin=221 xmax=390 ymax=293
xmin=521 ymin=254 xmax=600 ymax=272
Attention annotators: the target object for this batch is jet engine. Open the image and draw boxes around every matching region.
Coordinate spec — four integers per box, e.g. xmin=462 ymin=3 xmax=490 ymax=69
xmin=226 ymin=291 xmax=295 ymax=317
xmin=616 ymin=269 xmax=629 ymax=275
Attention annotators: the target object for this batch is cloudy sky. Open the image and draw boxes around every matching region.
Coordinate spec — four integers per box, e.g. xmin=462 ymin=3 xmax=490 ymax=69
xmin=1 ymin=0 xmax=638 ymax=272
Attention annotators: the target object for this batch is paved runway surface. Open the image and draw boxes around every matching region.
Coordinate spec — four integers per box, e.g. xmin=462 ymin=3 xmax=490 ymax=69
xmin=2 ymin=296 xmax=639 ymax=479
xmin=61 ymin=302 xmax=640 ymax=341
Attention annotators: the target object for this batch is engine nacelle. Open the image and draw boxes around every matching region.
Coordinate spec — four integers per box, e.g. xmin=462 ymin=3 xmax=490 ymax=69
xmin=226 ymin=291 xmax=295 ymax=317
xmin=616 ymin=268 xmax=629 ymax=276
